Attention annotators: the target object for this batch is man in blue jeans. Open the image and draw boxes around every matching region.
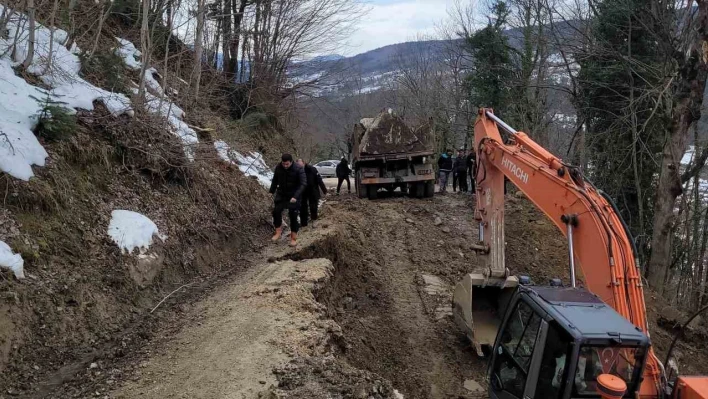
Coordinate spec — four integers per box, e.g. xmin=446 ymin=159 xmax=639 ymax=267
xmin=437 ymin=149 xmax=453 ymax=193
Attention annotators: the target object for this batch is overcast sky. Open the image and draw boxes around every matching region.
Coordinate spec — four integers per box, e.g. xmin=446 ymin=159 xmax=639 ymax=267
xmin=340 ymin=0 xmax=463 ymax=56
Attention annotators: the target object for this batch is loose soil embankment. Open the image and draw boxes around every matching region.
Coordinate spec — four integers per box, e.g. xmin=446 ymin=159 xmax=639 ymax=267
xmin=12 ymin=189 xmax=708 ymax=398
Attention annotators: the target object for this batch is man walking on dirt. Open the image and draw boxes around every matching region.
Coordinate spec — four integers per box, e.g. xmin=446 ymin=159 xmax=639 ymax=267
xmin=296 ymin=159 xmax=327 ymax=228
xmin=437 ymin=149 xmax=453 ymax=193
xmin=466 ymin=149 xmax=476 ymax=194
xmin=336 ymin=157 xmax=352 ymax=195
xmin=269 ymin=154 xmax=307 ymax=247
xmin=453 ymin=149 xmax=468 ymax=193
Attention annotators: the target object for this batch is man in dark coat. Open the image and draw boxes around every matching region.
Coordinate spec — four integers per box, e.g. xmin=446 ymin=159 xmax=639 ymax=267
xmin=269 ymin=153 xmax=307 ymax=247
xmin=296 ymin=159 xmax=327 ymax=228
xmin=453 ymin=149 xmax=468 ymax=193
xmin=336 ymin=157 xmax=351 ymax=194
xmin=466 ymin=149 xmax=476 ymax=194
xmin=437 ymin=149 xmax=453 ymax=193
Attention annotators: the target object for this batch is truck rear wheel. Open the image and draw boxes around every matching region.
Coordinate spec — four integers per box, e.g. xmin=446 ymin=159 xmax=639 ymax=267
xmin=411 ymin=183 xmax=424 ymax=198
xmin=367 ymin=185 xmax=379 ymax=200
xmin=424 ymin=181 xmax=435 ymax=198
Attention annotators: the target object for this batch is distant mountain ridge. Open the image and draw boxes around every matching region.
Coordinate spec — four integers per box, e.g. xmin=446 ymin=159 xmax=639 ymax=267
xmin=288 ymin=20 xmax=583 ymax=97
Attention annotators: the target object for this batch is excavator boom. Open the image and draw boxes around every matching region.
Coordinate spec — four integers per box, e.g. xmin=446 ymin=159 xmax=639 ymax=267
xmin=454 ymin=109 xmax=708 ymax=398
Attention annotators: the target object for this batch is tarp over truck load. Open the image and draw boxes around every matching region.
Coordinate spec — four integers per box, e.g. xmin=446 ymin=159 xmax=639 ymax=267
xmin=355 ymin=111 xmax=432 ymax=156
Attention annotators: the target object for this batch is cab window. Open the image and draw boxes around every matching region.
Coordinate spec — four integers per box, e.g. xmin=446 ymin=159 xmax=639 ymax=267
xmin=534 ymin=321 xmax=572 ymax=399
xmin=572 ymin=346 xmax=645 ymax=397
xmin=491 ymin=300 xmax=542 ymax=398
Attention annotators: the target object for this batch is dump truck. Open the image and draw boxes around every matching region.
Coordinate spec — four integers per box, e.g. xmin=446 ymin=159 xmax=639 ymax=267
xmin=351 ymin=111 xmax=435 ymax=200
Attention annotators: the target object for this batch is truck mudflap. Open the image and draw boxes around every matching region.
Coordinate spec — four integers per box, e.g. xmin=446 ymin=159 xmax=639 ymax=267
xmin=361 ymin=173 xmax=435 ymax=185
xmin=452 ymin=273 xmax=518 ymax=356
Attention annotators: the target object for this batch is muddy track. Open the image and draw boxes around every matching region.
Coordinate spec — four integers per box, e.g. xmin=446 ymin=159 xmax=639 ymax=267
xmin=39 ymin=190 xmax=662 ymax=399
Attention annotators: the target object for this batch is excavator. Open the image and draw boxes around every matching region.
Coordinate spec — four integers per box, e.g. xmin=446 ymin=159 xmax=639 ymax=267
xmin=452 ymin=109 xmax=708 ymax=399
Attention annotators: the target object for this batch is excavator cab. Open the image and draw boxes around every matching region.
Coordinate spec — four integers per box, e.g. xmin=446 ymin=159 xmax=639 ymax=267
xmin=488 ymin=285 xmax=649 ymax=399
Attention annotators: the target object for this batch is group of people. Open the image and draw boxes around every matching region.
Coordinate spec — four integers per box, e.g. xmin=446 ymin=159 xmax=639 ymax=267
xmin=269 ymin=154 xmax=351 ymax=247
xmin=437 ymin=149 xmax=476 ymax=194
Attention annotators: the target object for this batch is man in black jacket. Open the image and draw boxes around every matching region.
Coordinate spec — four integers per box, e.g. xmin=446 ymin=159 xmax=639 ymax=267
xmin=269 ymin=154 xmax=307 ymax=247
xmin=296 ymin=159 xmax=327 ymax=228
xmin=466 ymin=149 xmax=476 ymax=194
xmin=336 ymin=158 xmax=351 ymax=194
xmin=437 ymin=149 xmax=453 ymax=193
xmin=453 ymin=149 xmax=468 ymax=193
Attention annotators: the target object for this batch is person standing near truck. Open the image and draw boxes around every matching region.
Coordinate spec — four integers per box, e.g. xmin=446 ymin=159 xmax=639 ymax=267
xmin=296 ymin=158 xmax=327 ymax=228
xmin=466 ymin=149 xmax=476 ymax=194
xmin=269 ymin=154 xmax=307 ymax=247
xmin=336 ymin=157 xmax=352 ymax=195
xmin=437 ymin=149 xmax=453 ymax=193
xmin=453 ymin=149 xmax=468 ymax=193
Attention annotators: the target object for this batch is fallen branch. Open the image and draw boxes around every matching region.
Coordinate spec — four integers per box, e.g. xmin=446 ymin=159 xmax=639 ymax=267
xmin=150 ymin=283 xmax=193 ymax=314
xmin=187 ymin=124 xmax=215 ymax=133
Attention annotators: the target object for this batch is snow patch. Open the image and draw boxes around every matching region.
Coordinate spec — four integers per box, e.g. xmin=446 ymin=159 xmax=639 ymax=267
xmin=0 ymin=59 xmax=50 ymax=180
xmin=114 ymin=37 xmax=198 ymax=160
xmin=108 ymin=210 xmax=167 ymax=254
xmin=213 ymin=140 xmax=273 ymax=188
xmin=138 ymin=90 xmax=198 ymax=160
xmin=0 ymin=240 xmax=24 ymax=279
xmin=682 ymin=145 xmax=696 ymax=165
xmin=0 ymin=8 xmax=133 ymax=116
xmin=0 ymin=6 xmax=133 ymax=180
xmin=114 ymin=37 xmax=142 ymax=71
xmin=144 ymin=67 xmax=164 ymax=95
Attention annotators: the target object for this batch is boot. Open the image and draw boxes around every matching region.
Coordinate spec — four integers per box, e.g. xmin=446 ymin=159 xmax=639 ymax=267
xmin=272 ymin=227 xmax=283 ymax=242
xmin=289 ymin=232 xmax=298 ymax=247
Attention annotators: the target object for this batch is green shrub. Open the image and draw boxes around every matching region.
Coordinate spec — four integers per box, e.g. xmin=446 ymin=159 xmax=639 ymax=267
xmin=35 ymin=104 xmax=77 ymax=142
xmin=242 ymin=112 xmax=271 ymax=130
xmin=79 ymin=51 xmax=130 ymax=95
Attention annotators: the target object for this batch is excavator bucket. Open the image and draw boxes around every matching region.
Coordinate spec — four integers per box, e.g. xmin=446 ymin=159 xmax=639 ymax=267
xmin=453 ymin=272 xmax=518 ymax=356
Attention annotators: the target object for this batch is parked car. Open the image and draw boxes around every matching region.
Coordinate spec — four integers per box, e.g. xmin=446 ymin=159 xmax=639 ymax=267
xmin=314 ymin=160 xmax=340 ymax=177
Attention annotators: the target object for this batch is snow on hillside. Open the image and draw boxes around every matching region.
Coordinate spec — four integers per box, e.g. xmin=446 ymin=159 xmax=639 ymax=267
xmin=108 ymin=210 xmax=167 ymax=254
xmin=115 ymin=38 xmax=199 ymax=160
xmin=683 ymin=145 xmax=696 ymax=165
xmin=115 ymin=38 xmax=142 ymax=71
xmin=0 ymin=60 xmax=51 ymax=181
xmin=0 ymin=6 xmax=132 ymax=181
xmin=214 ymin=140 xmax=273 ymax=189
xmin=0 ymin=241 xmax=24 ymax=279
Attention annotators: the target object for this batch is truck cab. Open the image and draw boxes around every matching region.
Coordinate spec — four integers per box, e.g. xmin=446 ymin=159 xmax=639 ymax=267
xmin=489 ymin=285 xmax=649 ymax=399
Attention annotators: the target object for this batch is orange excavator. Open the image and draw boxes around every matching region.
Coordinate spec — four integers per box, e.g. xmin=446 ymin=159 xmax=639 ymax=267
xmin=452 ymin=109 xmax=708 ymax=398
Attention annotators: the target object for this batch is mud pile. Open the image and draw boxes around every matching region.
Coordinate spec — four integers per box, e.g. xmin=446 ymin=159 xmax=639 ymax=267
xmin=357 ymin=112 xmax=432 ymax=155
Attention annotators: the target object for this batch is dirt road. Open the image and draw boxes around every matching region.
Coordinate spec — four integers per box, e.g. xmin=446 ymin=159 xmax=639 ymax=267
xmin=38 ymin=189 xmax=708 ymax=398
xmin=67 ymin=192 xmax=482 ymax=399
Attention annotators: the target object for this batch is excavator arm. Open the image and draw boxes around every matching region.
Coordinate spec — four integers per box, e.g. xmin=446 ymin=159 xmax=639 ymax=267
xmin=471 ymin=109 xmax=664 ymax=397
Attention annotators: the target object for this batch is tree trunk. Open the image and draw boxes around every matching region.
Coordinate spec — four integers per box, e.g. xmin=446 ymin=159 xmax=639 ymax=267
xmin=45 ymin=0 xmax=59 ymax=73
xmin=213 ymin=14 xmax=221 ymax=70
xmin=240 ymin=27 xmax=249 ymax=82
xmin=647 ymin=1 xmax=708 ymax=293
xmin=166 ymin=0 xmax=173 ymax=31
xmin=90 ymin=0 xmax=111 ymax=58
xmin=136 ymin=0 xmax=152 ymax=100
xmin=22 ymin=0 xmax=35 ymax=69
xmin=222 ymin=0 xmax=232 ymax=75
xmin=192 ymin=0 xmax=206 ymax=98
xmin=227 ymin=0 xmax=247 ymax=76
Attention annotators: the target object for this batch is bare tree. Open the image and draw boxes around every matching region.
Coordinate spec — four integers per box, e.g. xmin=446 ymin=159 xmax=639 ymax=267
xmin=137 ymin=0 xmax=153 ymax=100
xmin=647 ymin=1 xmax=708 ymax=293
xmin=192 ymin=0 xmax=207 ymax=97
xmin=22 ymin=0 xmax=35 ymax=69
